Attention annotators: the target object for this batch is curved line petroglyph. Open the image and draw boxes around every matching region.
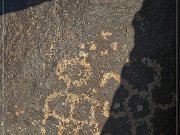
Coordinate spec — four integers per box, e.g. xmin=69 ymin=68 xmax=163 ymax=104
xmin=40 ymin=31 xmax=169 ymax=135
xmin=41 ymin=91 xmax=102 ymax=135
xmin=41 ymin=31 xmax=120 ymax=135
xmin=56 ymin=57 xmax=92 ymax=88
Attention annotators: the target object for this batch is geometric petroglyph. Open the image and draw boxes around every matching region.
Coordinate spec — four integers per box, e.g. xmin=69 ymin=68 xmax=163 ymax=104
xmin=141 ymin=57 xmax=162 ymax=90
xmin=41 ymin=30 xmax=175 ymax=134
xmin=41 ymin=91 xmax=110 ymax=135
xmin=56 ymin=57 xmax=92 ymax=88
xmin=111 ymin=42 xmax=118 ymax=51
xmin=100 ymin=71 xmax=121 ymax=87
xmin=40 ymin=29 xmax=176 ymax=135
xmin=41 ymin=31 xmax=148 ymax=135
xmin=109 ymin=57 xmax=175 ymax=134
xmin=41 ymin=31 xmax=128 ymax=134
xmin=101 ymin=31 xmax=112 ymax=40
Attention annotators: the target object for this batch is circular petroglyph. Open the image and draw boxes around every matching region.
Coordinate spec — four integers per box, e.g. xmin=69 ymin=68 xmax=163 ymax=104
xmin=107 ymin=57 xmax=175 ymax=134
xmin=41 ymin=31 xmax=128 ymax=134
xmin=56 ymin=57 xmax=92 ymax=88
xmin=41 ymin=91 xmax=110 ymax=135
xmin=41 ymin=28 xmax=175 ymax=134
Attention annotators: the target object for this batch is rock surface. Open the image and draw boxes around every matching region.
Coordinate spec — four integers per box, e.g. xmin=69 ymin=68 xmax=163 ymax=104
xmin=0 ymin=0 xmax=176 ymax=134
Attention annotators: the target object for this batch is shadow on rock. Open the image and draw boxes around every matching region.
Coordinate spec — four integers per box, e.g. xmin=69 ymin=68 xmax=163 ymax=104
xmin=101 ymin=0 xmax=176 ymax=134
xmin=0 ymin=0 xmax=52 ymax=15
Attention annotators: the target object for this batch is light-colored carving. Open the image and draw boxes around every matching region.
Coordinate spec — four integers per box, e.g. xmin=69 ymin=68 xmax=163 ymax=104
xmin=56 ymin=57 xmax=92 ymax=88
xmin=103 ymin=100 xmax=110 ymax=117
xmin=89 ymin=42 xmax=97 ymax=51
xmin=100 ymin=50 xmax=108 ymax=55
xmin=100 ymin=72 xmax=121 ymax=87
xmin=111 ymin=42 xmax=118 ymax=51
xmin=101 ymin=31 xmax=112 ymax=40
xmin=79 ymin=51 xmax=89 ymax=58
xmin=41 ymin=91 xmax=110 ymax=135
xmin=79 ymin=43 xmax=85 ymax=49
xmin=41 ymin=31 xmax=127 ymax=135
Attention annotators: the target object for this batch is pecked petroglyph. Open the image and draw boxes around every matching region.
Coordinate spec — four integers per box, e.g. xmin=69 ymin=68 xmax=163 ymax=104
xmin=111 ymin=42 xmax=118 ymax=51
xmin=89 ymin=42 xmax=97 ymax=51
xmin=101 ymin=31 xmax=112 ymax=40
xmin=56 ymin=57 xmax=92 ymax=88
xmin=107 ymin=57 xmax=170 ymax=134
xmin=100 ymin=50 xmax=109 ymax=56
xmin=100 ymin=71 xmax=121 ymax=87
xmin=102 ymin=100 xmax=110 ymax=117
xmin=41 ymin=31 xmax=123 ymax=134
xmin=79 ymin=43 xmax=85 ymax=49
xmin=41 ymin=31 xmax=165 ymax=135
xmin=41 ymin=90 xmax=110 ymax=135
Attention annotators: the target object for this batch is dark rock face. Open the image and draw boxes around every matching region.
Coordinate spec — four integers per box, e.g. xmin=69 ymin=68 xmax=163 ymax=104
xmin=102 ymin=0 xmax=176 ymax=134
xmin=0 ymin=0 xmax=176 ymax=134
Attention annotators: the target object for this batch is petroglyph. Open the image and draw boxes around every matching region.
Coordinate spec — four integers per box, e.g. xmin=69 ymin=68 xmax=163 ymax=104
xmin=101 ymin=31 xmax=112 ymax=40
xmin=41 ymin=31 xmax=165 ymax=135
xmin=41 ymin=91 xmax=110 ymax=135
xmin=41 ymin=31 xmax=126 ymax=135
xmin=79 ymin=43 xmax=85 ymax=49
xmin=100 ymin=72 xmax=121 ymax=87
xmin=89 ymin=42 xmax=97 ymax=51
xmin=103 ymin=100 xmax=110 ymax=117
xmin=41 ymin=31 xmax=124 ymax=134
xmin=56 ymin=57 xmax=92 ymax=88
xmin=107 ymin=57 xmax=170 ymax=134
xmin=79 ymin=51 xmax=89 ymax=58
xmin=111 ymin=42 xmax=118 ymax=51
xmin=100 ymin=50 xmax=108 ymax=55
